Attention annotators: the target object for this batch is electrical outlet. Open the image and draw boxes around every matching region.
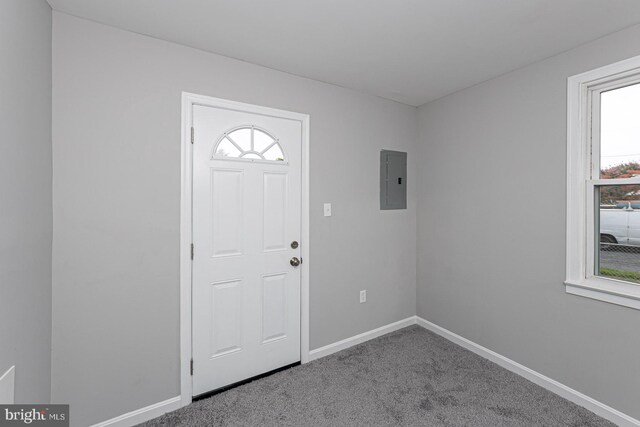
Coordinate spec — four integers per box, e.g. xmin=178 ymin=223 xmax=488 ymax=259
xmin=323 ymin=203 xmax=332 ymax=217
xmin=359 ymin=290 xmax=366 ymax=303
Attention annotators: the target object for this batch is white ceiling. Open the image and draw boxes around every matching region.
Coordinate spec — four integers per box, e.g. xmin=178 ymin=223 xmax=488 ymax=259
xmin=47 ymin=0 xmax=640 ymax=106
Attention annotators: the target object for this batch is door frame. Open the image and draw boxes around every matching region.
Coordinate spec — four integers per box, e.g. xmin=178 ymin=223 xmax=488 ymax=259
xmin=179 ymin=92 xmax=310 ymax=407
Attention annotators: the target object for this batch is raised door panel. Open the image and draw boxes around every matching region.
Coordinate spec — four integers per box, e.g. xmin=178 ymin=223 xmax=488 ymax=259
xmin=262 ymin=274 xmax=287 ymax=343
xmin=210 ymin=280 xmax=243 ymax=358
xmin=210 ymin=169 xmax=244 ymax=257
xmin=263 ymin=172 xmax=288 ymax=252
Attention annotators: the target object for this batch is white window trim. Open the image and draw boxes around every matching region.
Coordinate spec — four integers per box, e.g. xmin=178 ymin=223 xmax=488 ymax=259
xmin=566 ymin=54 xmax=640 ymax=310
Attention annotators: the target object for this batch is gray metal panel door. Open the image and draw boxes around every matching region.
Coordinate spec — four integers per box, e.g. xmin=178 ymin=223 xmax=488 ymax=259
xmin=380 ymin=150 xmax=407 ymax=210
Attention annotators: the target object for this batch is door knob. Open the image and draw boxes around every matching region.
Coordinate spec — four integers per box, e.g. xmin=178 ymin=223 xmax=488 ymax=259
xmin=290 ymin=257 xmax=301 ymax=267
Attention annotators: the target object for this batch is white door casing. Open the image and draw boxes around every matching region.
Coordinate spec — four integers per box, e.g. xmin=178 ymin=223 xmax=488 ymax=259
xmin=190 ymin=102 xmax=304 ymax=396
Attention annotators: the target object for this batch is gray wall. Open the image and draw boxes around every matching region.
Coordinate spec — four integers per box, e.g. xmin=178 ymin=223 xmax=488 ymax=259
xmin=0 ymin=0 xmax=52 ymax=403
xmin=51 ymin=12 xmax=417 ymax=426
xmin=0 ymin=0 xmax=52 ymax=404
xmin=417 ymin=24 xmax=640 ymax=420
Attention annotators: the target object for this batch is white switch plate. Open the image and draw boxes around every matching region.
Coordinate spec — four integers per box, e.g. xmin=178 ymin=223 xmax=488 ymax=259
xmin=323 ymin=203 xmax=332 ymax=217
xmin=360 ymin=290 xmax=366 ymax=303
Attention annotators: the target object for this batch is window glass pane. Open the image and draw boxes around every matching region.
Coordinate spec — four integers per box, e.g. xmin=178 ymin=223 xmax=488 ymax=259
xmin=263 ymin=144 xmax=285 ymax=161
xmin=254 ymin=129 xmax=274 ymax=152
xmin=228 ymin=128 xmax=252 ymax=151
xmin=215 ymin=138 xmax=242 ymax=158
xmin=600 ymin=83 xmax=640 ymax=178
xmin=597 ymin=184 xmax=640 ymax=284
xmin=214 ymin=126 xmax=285 ymax=163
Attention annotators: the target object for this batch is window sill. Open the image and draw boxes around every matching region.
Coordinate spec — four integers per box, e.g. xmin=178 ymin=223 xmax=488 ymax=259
xmin=565 ymin=277 xmax=640 ymax=310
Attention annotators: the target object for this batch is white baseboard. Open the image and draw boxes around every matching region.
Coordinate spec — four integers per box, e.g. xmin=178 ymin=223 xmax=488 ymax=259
xmin=308 ymin=316 xmax=416 ymax=361
xmin=0 ymin=366 xmax=15 ymax=404
xmin=91 ymin=316 xmax=638 ymax=427
xmin=91 ymin=317 xmax=414 ymax=426
xmin=415 ymin=316 xmax=640 ymax=427
xmin=91 ymin=396 xmax=181 ymax=427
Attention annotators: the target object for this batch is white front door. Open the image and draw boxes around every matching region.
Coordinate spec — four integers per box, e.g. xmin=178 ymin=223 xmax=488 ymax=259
xmin=192 ymin=104 xmax=302 ymax=396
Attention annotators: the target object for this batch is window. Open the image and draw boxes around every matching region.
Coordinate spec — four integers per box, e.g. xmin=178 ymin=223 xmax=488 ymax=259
xmin=213 ymin=126 xmax=285 ymax=162
xmin=566 ymin=55 xmax=640 ymax=309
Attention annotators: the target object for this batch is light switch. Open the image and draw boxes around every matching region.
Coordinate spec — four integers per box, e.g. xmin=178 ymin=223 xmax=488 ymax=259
xmin=323 ymin=203 xmax=332 ymax=217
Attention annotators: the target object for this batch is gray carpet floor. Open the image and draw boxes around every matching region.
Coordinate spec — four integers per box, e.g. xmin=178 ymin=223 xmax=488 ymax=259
xmin=142 ymin=326 xmax=614 ymax=426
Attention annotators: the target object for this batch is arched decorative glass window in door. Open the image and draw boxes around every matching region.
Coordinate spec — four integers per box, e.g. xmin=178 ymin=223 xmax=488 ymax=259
xmin=212 ymin=126 xmax=286 ymax=162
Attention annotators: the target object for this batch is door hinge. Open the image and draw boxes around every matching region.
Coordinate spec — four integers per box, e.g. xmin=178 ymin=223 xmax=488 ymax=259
xmin=190 ymin=359 xmax=194 ymax=376
xmin=191 ymin=127 xmax=194 ymax=144
xmin=191 ymin=243 xmax=194 ymax=260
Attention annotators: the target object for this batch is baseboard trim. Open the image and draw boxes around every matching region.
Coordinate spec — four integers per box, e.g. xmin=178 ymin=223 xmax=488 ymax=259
xmin=308 ymin=316 xmax=416 ymax=361
xmin=91 ymin=396 xmax=181 ymax=427
xmin=91 ymin=316 xmax=639 ymax=427
xmin=415 ymin=316 xmax=640 ymax=427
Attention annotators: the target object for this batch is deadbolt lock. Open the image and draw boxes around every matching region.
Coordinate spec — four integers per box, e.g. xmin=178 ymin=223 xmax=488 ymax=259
xmin=291 ymin=241 xmax=299 ymax=249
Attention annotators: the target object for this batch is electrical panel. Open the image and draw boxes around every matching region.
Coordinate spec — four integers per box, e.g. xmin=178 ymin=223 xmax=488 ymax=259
xmin=380 ymin=150 xmax=407 ymax=210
